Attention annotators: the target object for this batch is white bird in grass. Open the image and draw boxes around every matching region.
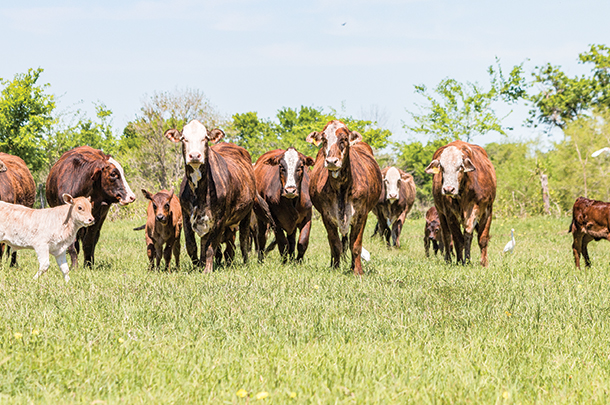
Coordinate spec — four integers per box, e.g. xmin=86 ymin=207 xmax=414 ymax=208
xmin=503 ymin=228 xmax=516 ymax=254
xmin=592 ymin=147 xmax=610 ymax=157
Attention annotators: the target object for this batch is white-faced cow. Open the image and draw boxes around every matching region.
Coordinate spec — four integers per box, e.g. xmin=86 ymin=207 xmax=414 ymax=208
xmin=0 ymin=194 xmax=94 ymax=282
xmin=253 ymin=148 xmax=315 ymax=263
xmin=425 ymin=140 xmax=496 ymax=266
xmin=46 ymin=146 xmax=136 ymax=267
xmin=307 ymin=120 xmax=382 ymax=275
xmin=165 ymin=120 xmax=257 ymax=273
xmin=372 ymin=166 xmax=416 ymax=247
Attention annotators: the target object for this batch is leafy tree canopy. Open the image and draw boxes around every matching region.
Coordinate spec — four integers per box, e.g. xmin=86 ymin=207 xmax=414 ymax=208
xmin=0 ymin=68 xmax=55 ymax=172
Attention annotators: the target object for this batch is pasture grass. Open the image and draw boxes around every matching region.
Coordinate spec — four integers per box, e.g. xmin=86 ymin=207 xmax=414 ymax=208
xmin=1 ymin=214 xmax=610 ymax=403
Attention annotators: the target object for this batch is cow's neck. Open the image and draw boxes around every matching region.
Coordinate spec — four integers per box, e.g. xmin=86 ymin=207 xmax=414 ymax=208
xmin=328 ymin=148 xmax=353 ymax=192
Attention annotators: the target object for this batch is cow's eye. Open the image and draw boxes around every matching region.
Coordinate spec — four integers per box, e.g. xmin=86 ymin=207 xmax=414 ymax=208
xmin=78 ymin=206 xmax=83 ymax=211
xmin=164 ymin=203 xmax=169 ymax=210
xmin=153 ymin=204 xmax=157 ymax=211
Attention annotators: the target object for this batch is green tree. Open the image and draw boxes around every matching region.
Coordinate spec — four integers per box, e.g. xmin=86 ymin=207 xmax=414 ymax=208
xmin=405 ymin=60 xmax=525 ymax=141
xmin=0 ymin=68 xmax=55 ymax=172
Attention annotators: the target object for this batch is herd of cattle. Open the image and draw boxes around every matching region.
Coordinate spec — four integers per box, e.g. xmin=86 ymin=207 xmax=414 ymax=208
xmin=0 ymin=118 xmax=607 ymax=281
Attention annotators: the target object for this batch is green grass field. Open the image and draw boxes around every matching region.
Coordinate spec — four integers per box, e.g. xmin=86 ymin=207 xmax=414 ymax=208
xmin=1 ymin=212 xmax=610 ymax=404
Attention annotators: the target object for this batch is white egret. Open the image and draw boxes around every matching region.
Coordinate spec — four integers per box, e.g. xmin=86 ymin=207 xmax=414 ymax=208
xmin=592 ymin=147 xmax=610 ymax=157
xmin=503 ymin=228 xmax=515 ymax=254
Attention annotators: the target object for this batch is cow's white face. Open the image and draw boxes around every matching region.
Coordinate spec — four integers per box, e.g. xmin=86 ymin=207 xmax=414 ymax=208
xmin=384 ymin=167 xmax=401 ymax=202
xmin=306 ymin=120 xmax=362 ymax=178
xmin=425 ymin=146 xmax=476 ymax=197
xmin=108 ymin=157 xmax=136 ymax=205
xmin=164 ymin=120 xmax=225 ymax=170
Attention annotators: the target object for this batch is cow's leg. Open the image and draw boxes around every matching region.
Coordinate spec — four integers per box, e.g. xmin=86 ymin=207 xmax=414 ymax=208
xmin=349 ymin=215 xmax=368 ymax=276
xmin=204 ymin=242 xmax=215 ymax=274
xmin=224 ymin=230 xmax=237 ymax=266
xmin=476 ymin=207 xmax=493 ymax=267
xmin=54 ymin=252 xmax=71 ymax=282
xmin=147 ymin=242 xmax=155 ymax=270
xmin=182 ymin=208 xmax=200 ymax=267
xmin=33 ymin=248 xmax=51 ymax=280
xmin=83 ymin=206 xmax=109 ymax=267
xmin=463 ymin=205 xmax=480 ymax=265
xmin=256 ymin=217 xmax=268 ymax=263
xmin=424 ymin=235 xmax=430 ymax=257
xmin=392 ymin=219 xmax=403 ymax=248
xmin=582 ymin=234 xmax=594 ymax=268
xmin=172 ymin=239 xmax=181 ymax=271
xmin=0 ymin=243 xmax=4 ymax=262
xmin=438 ymin=212 xmax=454 ymax=263
xmin=296 ymin=218 xmax=312 ymax=262
xmin=238 ymin=214 xmax=250 ymax=265
xmin=572 ymin=231 xmax=583 ymax=269
xmin=321 ymin=215 xmax=342 ymax=268
xmin=448 ymin=220 xmax=464 ymax=264
xmin=162 ymin=241 xmax=173 ymax=271
xmin=276 ymin=228 xmax=289 ymax=263
xmin=286 ymin=231 xmax=297 ymax=261
xmin=371 ymin=221 xmax=380 ymax=238
xmin=155 ymin=241 xmax=164 ymax=269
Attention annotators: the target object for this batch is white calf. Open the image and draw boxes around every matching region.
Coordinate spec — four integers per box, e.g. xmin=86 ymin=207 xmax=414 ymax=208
xmin=0 ymin=194 xmax=94 ymax=281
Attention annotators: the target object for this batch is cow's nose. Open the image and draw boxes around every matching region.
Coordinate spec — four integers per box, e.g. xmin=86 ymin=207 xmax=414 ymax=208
xmin=326 ymin=157 xmax=339 ymax=166
xmin=189 ymin=151 xmax=202 ymax=161
xmin=156 ymin=214 xmax=166 ymax=222
xmin=388 ymin=193 xmax=398 ymax=200
xmin=443 ymin=185 xmax=455 ymax=194
xmin=284 ymin=186 xmax=297 ymax=195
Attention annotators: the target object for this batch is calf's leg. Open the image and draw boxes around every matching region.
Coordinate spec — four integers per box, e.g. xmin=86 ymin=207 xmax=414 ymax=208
xmin=54 ymin=252 xmax=71 ymax=282
xmin=33 ymin=247 xmax=51 ymax=280
xmin=572 ymin=231 xmax=583 ymax=269
xmin=296 ymin=219 xmax=312 ymax=262
xmin=582 ymin=235 xmax=594 ymax=268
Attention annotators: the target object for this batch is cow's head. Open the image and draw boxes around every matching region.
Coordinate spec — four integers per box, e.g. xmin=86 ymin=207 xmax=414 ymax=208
xmin=265 ymin=147 xmax=315 ymax=199
xmin=63 ymin=194 xmax=95 ymax=227
xmin=164 ymin=120 xmax=224 ymax=168
xmin=142 ymin=189 xmax=174 ymax=225
xmin=383 ymin=167 xmax=409 ymax=202
xmin=93 ymin=157 xmax=136 ymax=205
xmin=426 ymin=217 xmax=441 ymax=241
xmin=306 ymin=120 xmax=362 ymax=177
xmin=425 ymin=145 xmax=476 ymax=197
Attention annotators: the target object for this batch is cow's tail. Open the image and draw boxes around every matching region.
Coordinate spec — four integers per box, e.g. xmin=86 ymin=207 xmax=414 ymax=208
xmin=254 ymin=193 xmax=277 ymax=233
xmin=133 ymin=224 xmax=145 ymax=231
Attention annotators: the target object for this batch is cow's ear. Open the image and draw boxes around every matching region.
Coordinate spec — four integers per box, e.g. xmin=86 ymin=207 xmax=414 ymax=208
xmin=168 ymin=189 xmax=174 ymax=199
xmin=87 ymin=196 xmax=92 ymax=202
xmin=62 ymin=193 xmax=74 ymax=205
xmin=164 ymin=129 xmax=183 ymax=143
xmin=91 ymin=167 xmax=102 ymax=182
xmin=265 ymin=155 xmax=282 ymax=166
xmin=349 ymin=131 xmax=363 ymax=145
xmin=425 ymin=160 xmax=441 ymax=174
xmin=463 ymin=158 xmax=476 ymax=172
xmin=141 ymin=189 xmax=153 ymax=200
xmin=303 ymin=155 xmax=316 ymax=167
xmin=401 ymin=172 xmax=411 ymax=182
xmin=208 ymin=128 xmax=225 ymax=144
xmin=306 ymin=131 xmax=323 ymax=146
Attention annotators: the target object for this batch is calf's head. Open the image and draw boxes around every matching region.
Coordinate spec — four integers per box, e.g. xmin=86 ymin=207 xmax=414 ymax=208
xmin=426 ymin=218 xmax=441 ymax=241
xmin=165 ymin=120 xmax=224 ymax=169
xmin=425 ymin=145 xmax=475 ymax=197
xmin=63 ymin=194 xmax=95 ymax=227
xmin=306 ymin=120 xmax=362 ymax=177
xmin=265 ymin=148 xmax=315 ymax=199
xmin=142 ymin=189 xmax=174 ymax=225
xmin=94 ymin=157 xmax=136 ymax=205
xmin=383 ymin=167 xmax=409 ymax=202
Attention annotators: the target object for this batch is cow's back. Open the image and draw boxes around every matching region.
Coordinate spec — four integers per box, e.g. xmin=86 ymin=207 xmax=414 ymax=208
xmin=212 ymin=142 xmax=256 ymax=205
xmin=0 ymin=153 xmax=35 ymax=208
xmin=46 ymin=146 xmax=107 ymax=207
xmin=349 ymin=143 xmax=382 ymax=210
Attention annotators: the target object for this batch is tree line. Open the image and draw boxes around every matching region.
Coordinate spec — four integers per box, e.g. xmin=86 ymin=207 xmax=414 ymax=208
xmin=1 ymin=44 xmax=609 ymax=216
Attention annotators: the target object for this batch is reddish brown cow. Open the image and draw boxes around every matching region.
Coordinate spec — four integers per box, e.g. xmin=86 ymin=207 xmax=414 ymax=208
xmin=142 ymin=189 xmax=182 ymax=270
xmin=165 ymin=120 xmax=257 ymax=273
xmin=569 ymin=196 xmax=610 ymax=269
xmin=46 ymin=146 xmax=136 ymax=267
xmin=253 ymin=148 xmax=315 ymax=262
xmin=425 ymin=140 xmax=496 ymax=266
xmin=424 ymin=206 xmax=445 ymax=257
xmin=0 ymin=152 xmax=36 ymax=266
xmin=307 ymin=120 xmax=382 ymax=275
xmin=372 ymin=167 xmax=416 ymax=248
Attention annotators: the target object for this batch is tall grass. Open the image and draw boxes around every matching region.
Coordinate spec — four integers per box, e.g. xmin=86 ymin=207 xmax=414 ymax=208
xmin=1 ymin=214 xmax=609 ymax=403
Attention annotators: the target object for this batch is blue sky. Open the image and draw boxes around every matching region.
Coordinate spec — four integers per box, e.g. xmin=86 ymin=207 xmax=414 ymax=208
xmin=1 ymin=0 xmax=609 ymax=144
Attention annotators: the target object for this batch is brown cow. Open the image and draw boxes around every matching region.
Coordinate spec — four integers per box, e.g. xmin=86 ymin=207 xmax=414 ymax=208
xmin=424 ymin=206 xmax=445 ymax=257
xmin=372 ymin=167 xmax=416 ymax=248
xmin=253 ymin=148 xmax=315 ymax=263
xmin=425 ymin=140 xmax=496 ymax=266
xmin=0 ymin=152 xmax=36 ymax=266
xmin=165 ymin=120 xmax=257 ymax=273
xmin=46 ymin=146 xmax=136 ymax=267
xmin=307 ymin=120 xmax=382 ymax=275
xmin=569 ymin=196 xmax=610 ymax=269
xmin=142 ymin=189 xmax=182 ymax=270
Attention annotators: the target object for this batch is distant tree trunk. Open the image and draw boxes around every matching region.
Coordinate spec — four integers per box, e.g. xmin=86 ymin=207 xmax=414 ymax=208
xmin=540 ymin=173 xmax=550 ymax=215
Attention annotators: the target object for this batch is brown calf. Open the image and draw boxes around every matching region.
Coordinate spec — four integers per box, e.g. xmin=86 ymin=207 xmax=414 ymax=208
xmin=424 ymin=206 xmax=445 ymax=257
xmin=569 ymin=196 xmax=610 ymax=269
xmin=142 ymin=189 xmax=182 ymax=270
xmin=0 ymin=152 xmax=36 ymax=266
xmin=307 ymin=120 xmax=382 ymax=275
xmin=425 ymin=140 xmax=496 ymax=266
xmin=372 ymin=166 xmax=416 ymax=247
